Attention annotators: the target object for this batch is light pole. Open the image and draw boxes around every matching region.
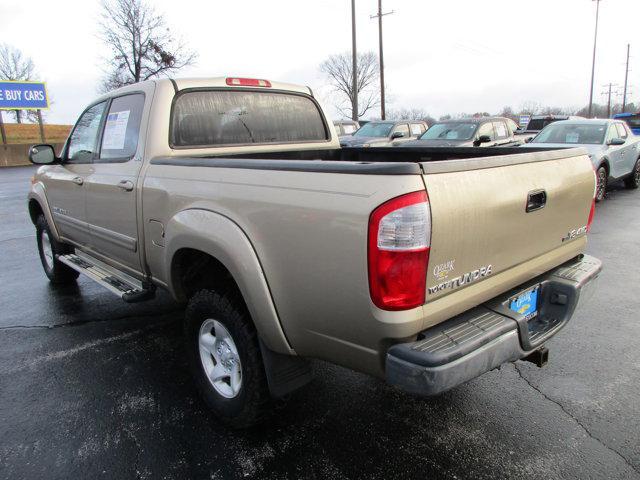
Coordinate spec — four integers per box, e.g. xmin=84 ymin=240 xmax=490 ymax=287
xmin=588 ymin=0 xmax=602 ymax=118
xmin=371 ymin=0 xmax=394 ymax=120
xmin=351 ymin=0 xmax=358 ymax=121
xmin=622 ymin=44 xmax=630 ymax=113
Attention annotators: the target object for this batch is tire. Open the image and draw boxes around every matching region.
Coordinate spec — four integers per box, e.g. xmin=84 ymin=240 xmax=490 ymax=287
xmin=624 ymin=159 xmax=640 ymax=189
xmin=595 ymin=166 xmax=608 ymax=202
xmin=35 ymin=215 xmax=79 ymax=284
xmin=185 ymin=289 xmax=272 ymax=428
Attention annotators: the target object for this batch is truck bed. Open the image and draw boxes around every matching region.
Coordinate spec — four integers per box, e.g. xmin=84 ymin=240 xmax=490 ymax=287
xmin=145 ymin=145 xmax=594 ymax=375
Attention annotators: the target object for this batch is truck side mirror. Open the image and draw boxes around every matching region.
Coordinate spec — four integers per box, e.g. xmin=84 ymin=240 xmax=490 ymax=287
xmin=391 ymin=131 xmax=405 ymax=139
xmin=607 ymin=138 xmax=625 ymax=146
xmin=29 ymin=144 xmax=58 ymax=165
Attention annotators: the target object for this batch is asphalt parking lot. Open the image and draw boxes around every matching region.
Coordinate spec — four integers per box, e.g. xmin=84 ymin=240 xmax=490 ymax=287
xmin=1 ymin=165 xmax=639 ymax=480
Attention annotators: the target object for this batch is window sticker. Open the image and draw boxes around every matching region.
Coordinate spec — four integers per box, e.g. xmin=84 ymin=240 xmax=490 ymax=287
xmin=496 ymin=123 xmax=507 ymax=137
xmin=565 ymin=131 xmax=580 ymax=143
xmin=102 ymin=110 xmax=130 ymax=150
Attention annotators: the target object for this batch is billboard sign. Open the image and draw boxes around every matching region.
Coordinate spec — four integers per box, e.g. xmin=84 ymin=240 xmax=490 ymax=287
xmin=518 ymin=115 xmax=531 ymax=129
xmin=0 ymin=81 xmax=49 ymax=110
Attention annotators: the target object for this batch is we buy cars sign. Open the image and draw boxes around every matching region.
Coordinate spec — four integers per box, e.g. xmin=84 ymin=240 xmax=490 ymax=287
xmin=0 ymin=81 xmax=49 ymax=110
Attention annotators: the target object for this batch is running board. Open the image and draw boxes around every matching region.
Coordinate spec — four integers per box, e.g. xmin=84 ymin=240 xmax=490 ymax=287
xmin=57 ymin=252 xmax=155 ymax=303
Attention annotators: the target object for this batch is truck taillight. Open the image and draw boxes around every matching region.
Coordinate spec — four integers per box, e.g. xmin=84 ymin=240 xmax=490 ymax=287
xmin=225 ymin=77 xmax=272 ymax=87
xmin=368 ymin=191 xmax=431 ymax=310
xmin=587 ymin=198 xmax=596 ymax=232
xmin=587 ymin=165 xmax=596 ymax=232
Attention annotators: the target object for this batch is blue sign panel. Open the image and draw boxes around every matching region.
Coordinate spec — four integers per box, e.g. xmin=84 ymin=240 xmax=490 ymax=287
xmin=518 ymin=115 xmax=531 ymax=128
xmin=0 ymin=81 xmax=49 ymax=110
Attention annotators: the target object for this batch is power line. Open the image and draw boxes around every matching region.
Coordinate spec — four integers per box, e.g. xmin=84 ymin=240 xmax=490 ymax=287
xmin=601 ymin=83 xmax=618 ymax=118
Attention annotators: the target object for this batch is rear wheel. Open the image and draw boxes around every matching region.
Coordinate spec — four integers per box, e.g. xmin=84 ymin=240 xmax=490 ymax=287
xmin=35 ymin=215 xmax=79 ymax=284
xmin=185 ymin=289 xmax=272 ymax=428
xmin=595 ymin=166 xmax=608 ymax=202
xmin=624 ymin=159 xmax=640 ymax=189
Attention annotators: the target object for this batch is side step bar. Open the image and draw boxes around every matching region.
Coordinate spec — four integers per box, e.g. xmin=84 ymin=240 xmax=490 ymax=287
xmin=57 ymin=252 xmax=155 ymax=303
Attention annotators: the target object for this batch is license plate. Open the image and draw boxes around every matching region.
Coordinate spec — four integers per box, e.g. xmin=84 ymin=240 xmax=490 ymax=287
xmin=510 ymin=287 xmax=539 ymax=320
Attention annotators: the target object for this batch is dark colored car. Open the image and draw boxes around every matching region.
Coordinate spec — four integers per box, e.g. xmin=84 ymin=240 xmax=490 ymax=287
xmin=521 ymin=115 xmax=585 ymax=136
xmin=339 ymin=120 xmax=428 ymax=147
xmin=400 ymin=117 xmax=522 ymax=148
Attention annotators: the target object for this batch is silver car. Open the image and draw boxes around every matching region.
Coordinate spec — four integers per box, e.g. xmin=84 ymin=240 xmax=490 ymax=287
xmin=522 ymin=119 xmax=640 ymax=202
xmin=339 ymin=120 xmax=427 ymax=147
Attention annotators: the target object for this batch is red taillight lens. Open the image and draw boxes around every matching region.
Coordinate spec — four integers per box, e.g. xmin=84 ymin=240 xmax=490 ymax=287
xmin=225 ymin=77 xmax=272 ymax=87
xmin=368 ymin=191 xmax=431 ymax=310
xmin=587 ymin=198 xmax=596 ymax=232
xmin=587 ymin=165 xmax=596 ymax=232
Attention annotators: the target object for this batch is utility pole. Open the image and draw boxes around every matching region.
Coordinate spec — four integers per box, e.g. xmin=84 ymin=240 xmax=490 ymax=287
xmin=622 ymin=44 xmax=630 ymax=113
xmin=351 ymin=0 xmax=358 ymax=121
xmin=601 ymin=83 xmax=617 ymax=118
xmin=588 ymin=0 xmax=602 ymax=118
xmin=371 ymin=0 xmax=394 ymax=120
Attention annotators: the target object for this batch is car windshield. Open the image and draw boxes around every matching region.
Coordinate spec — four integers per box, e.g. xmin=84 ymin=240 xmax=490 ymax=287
xmin=353 ymin=122 xmax=394 ymax=138
xmin=419 ymin=123 xmax=477 ymax=141
xmin=531 ymin=123 xmax=607 ymax=145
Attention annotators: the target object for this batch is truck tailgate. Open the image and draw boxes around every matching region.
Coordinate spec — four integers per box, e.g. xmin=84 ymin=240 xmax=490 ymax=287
xmin=422 ymin=148 xmax=595 ymax=302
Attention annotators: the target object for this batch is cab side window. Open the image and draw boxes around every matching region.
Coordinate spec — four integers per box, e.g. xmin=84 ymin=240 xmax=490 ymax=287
xmin=392 ymin=124 xmax=410 ymax=137
xmin=410 ymin=123 xmax=424 ymax=136
xmin=493 ymin=121 xmax=509 ymax=139
xmin=66 ymin=101 xmax=107 ymax=163
xmin=615 ymin=123 xmax=628 ymax=139
xmin=606 ymin=125 xmax=618 ymax=143
xmin=99 ymin=93 xmax=145 ymax=162
xmin=477 ymin=122 xmax=495 ymax=140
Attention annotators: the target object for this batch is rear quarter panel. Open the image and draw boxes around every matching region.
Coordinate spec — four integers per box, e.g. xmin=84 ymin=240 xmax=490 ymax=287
xmin=143 ymin=164 xmax=426 ymax=374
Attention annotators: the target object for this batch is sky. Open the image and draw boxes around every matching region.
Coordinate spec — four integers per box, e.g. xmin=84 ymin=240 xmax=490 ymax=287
xmin=2 ymin=0 xmax=640 ymax=124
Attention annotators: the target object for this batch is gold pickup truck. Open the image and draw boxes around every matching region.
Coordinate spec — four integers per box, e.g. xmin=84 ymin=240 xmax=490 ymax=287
xmin=27 ymin=77 xmax=601 ymax=427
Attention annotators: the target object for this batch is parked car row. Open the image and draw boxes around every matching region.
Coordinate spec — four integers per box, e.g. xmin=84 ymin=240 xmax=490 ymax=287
xmin=336 ymin=114 xmax=640 ymax=202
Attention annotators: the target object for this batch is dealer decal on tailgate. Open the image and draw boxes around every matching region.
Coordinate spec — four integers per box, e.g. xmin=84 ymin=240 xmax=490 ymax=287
xmin=428 ymin=265 xmax=493 ymax=295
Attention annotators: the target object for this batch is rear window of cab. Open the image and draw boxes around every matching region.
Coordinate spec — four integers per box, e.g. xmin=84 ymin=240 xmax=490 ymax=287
xmin=170 ymin=90 xmax=329 ymax=148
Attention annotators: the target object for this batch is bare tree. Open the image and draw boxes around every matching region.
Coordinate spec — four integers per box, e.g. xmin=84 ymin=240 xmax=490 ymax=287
xmin=320 ymin=52 xmax=379 ymax=119
xmin=99 ymin=0 xmax=197 ymax=92
xmin=0 ymin=44 xmax=36 ymax=123
xmin=498 ymin=106 xmax=517 ymax=122
xmin=518 ymin=101 xmax=542 ymax=116
xmin=388 ymin=107 xmax=436 ymax=126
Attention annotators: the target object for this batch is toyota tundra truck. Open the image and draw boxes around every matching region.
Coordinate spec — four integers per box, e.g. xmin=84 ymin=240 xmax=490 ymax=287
xmin=27 ymin=77 xmax=601 ymax=427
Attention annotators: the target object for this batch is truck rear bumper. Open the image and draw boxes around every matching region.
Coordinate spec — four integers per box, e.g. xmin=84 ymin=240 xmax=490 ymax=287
xmin=386 ymin=254 xmax=601 ymax=396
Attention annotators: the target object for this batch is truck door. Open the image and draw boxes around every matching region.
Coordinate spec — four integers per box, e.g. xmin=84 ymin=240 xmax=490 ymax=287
xmin=45 ymin=101 xmax=108 ymax=247
xmin=83 ymin=92 xmax=147 ymax=275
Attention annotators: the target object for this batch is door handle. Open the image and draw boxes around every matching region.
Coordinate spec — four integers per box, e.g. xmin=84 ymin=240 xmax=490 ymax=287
xmin=72 ymin=176 xmax=84 ymax=186
xmin=117 ymin=180 xmax=134 ymax=192
xmin=526 ymin=189 xmax=547 ymax=212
